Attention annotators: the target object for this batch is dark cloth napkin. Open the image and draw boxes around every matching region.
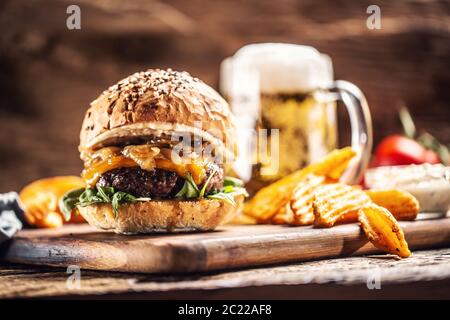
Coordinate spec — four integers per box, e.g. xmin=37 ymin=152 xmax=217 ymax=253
xmin=0 ymin=192 xmax=24 ymax=244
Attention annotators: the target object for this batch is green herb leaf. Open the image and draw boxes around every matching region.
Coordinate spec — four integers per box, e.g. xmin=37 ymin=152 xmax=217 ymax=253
xmin=111 ymin=192 xmax=137 ymax=218
xmin=207 ymin=192 xmax=236 ymax=206
xmin=175 ymin=173 xmax=199 ymax=199
xmin=222 ymin=185 xmax=234 ymax=193
xmin=60 ymin=187 xmax=146 ymax=221
xmin=223 ymin=176 xmax=244 ymax=188
xmin=97 ymin=186 xmax=114 ymax=202
xmin=199 ymin=167 xmax=218 ymax=198
xmin=59 ymin=188 xmax=85 ymax=221
xmin=399 ymin=106 xmax=416 ymax=139
xmin=78 ymin=188 xmax=104 ymax=207
xmin=230 ymin=187 xmax=249 ymax=197
xmin=418 ymin=132 xmax=450 ymax=165
xmin=204 ymin=176 xmax=248 ymax=206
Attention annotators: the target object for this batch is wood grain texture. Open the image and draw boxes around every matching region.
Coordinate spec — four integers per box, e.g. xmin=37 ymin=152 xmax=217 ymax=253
xmin=1 ymin=248 xmax=450 ymax=299
xmin=0 ymin=0 xmax=449 ymax=193
xmin=2 ymin=217 xmax=450 ymax=273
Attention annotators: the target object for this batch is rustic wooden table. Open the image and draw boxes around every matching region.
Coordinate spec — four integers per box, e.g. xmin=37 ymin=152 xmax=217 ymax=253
xmin=1 ymin=248 xmax=450 ymax=299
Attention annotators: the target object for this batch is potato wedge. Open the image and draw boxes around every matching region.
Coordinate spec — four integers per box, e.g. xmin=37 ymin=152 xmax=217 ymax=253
xmin=289 ymin=174 xmax=325 ymax=225
xmin=305 ymin=147 xmax=357 ymax=178
xmin=358 ymin=204 xmax=411 ymax=258
xmin=227 ymin=213 xmax=258 ymax=225
xmin=272 ymin=203 xmax=295 ymax=225
xmin=19 ymin=176 xmax=86 ymax=227
xmin=365 ymin=189 xmax=419 ymax=221
xmin=245 ymin=147 xmax=356 ymax=221
xmin=313 ymin=183 xmax=371 ymax=227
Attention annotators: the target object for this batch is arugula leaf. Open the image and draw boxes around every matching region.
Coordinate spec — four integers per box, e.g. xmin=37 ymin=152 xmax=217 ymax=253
xmin=204 ymin=176 xmax=248 ymax=206
xmin=222 ymin=185 xmax=234 ymax=193
xmin=230 ymin=187 xmax=249 ymax=197
xmin=97 ymin=186 xmax=114 ymax=202
xmin=175 ymin=173 xmax=200 ymax=199
xmin=111 ymin=192 xmax=137 ymax=218
xmin=78 ymin=188 xmax=103 ymax=206
xmin=223 ymin=176 xmax=244 ymax=188
xmin=206 ymin=192 xmax=236 ymax=206
xmin=59 ymin=188 xmax=85 ymax=221
xmin=199 ymin=167 xmax=218 ymax=198
xmin=60 ymin=187 xmax=146 ymax=221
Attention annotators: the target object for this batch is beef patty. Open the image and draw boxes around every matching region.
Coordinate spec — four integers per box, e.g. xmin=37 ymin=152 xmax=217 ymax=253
xmin=96 ymin=163 xmax=223 ymax=198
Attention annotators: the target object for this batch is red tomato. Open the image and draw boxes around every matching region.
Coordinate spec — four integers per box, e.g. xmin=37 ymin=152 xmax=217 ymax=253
xmin=372 ymin=135 xmax=440 ymax=167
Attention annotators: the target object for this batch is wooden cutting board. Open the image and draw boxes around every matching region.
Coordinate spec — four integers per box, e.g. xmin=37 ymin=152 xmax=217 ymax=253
xmin=2 ymin=216 xmax=450 ymax=273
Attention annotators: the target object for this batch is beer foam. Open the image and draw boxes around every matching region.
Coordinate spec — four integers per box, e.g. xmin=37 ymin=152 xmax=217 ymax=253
xmin=221 ymin=43 xmax=333 ymax=94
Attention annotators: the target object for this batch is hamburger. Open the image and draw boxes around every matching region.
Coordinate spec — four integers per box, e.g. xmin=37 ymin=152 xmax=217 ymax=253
xmin=60 ymin=69 xmax=247 ymax=234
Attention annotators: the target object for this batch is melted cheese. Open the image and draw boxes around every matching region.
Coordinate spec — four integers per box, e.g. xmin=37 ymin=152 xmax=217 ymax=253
xmin=154 ymin=158 xmax=206 ymax=185
xmin=82 ymin=154 xmax=207 ymax=187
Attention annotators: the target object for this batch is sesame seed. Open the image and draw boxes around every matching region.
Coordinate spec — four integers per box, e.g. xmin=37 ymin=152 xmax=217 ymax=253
xmin=102 ymin=69 xmax=199 ymax=112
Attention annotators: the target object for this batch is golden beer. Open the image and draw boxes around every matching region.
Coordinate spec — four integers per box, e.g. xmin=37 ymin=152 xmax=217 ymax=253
xmin=246 ymin=92 xmax=337 ymax=193
xmin=221 ymin=43 xmax=372 ymax=194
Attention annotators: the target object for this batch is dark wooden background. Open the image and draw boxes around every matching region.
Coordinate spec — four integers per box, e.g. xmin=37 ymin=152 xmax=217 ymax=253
xmin=0 ymin=0 xmax=449 ymax=192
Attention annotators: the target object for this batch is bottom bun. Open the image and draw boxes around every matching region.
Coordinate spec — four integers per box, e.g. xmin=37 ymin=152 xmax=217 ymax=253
xmin=78 ymin=196 xmax=244 ymax=234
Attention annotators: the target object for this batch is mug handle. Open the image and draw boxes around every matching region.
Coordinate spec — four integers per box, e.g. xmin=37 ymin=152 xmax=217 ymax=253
xmin=329 ymin=80 xmax=373 ymax=184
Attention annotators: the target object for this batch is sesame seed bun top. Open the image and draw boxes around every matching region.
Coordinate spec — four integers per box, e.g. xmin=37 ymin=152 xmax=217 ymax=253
xmin=79 ymin=69 xmax=237 ymax=160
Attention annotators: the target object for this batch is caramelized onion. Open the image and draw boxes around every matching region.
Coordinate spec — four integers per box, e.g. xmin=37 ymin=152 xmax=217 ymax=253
xmin=83 ymin=146 xmax=121 ymax=167
xmin=82 ymin=145 xmax=208 ymax=187
xmin=122 ymin=145 xmax=160 ymax=171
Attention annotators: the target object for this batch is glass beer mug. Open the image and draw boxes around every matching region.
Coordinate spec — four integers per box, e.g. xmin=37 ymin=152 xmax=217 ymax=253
xmin=220 ymin=43 xmax=372 ymax=194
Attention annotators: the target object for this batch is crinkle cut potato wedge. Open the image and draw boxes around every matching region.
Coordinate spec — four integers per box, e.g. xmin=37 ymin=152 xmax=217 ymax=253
xmin=313 ymin=183 xmax=371 ymax=227
xmin=245 ymin=147 xmax=356 ymax=222
xmin=358 ymin=204 xmax=411 ymax=258
xmin=292 ymin=209 xmax=315 ymax=226
xmin=365 ymin=189 xmax=419 ymax=221
xmin=289 ymin=174 xmax=325 ymax=225
xmin=272 ymin=203 xmax=295 ymax=225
